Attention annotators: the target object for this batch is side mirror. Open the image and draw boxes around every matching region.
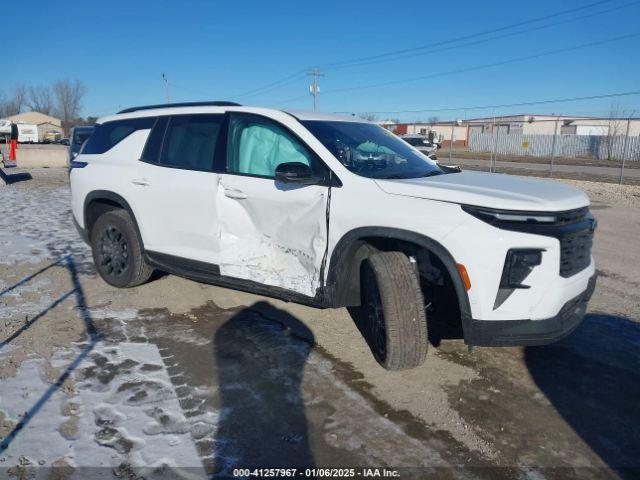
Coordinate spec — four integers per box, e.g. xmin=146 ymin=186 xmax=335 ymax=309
xmin=275 ymin=162 xmax=323 ymax=185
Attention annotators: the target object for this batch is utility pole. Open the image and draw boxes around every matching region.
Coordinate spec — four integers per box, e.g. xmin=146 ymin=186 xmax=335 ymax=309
xmin=162 ymin=73 xmax=171 ymax=103
xmin=307 ymin=68 xmax=324 ymax=111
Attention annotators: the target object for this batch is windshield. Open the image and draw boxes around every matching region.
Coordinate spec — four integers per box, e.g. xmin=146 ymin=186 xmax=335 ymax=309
xmin=302 ymin=121 xmax=444 ymax=179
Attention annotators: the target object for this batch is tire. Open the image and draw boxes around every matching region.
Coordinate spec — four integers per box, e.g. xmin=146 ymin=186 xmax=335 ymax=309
xmin=361 ymin=251 xmax=428 ymax=370
xmin=90 ymin=209 xmax=153 ymax=288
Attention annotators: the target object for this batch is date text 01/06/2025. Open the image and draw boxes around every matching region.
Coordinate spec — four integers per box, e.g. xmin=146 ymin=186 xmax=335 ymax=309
xmin=232 ymin=467 xmax=401 ymax=477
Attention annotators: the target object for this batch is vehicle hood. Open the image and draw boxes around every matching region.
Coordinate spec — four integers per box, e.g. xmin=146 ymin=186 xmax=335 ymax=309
xmin=374 ymin=171 xmax=590 ymax=211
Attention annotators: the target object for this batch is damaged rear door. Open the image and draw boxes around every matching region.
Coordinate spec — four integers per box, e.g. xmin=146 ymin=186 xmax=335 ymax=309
xmin=217 ymin=113 xmax=330 ymax=297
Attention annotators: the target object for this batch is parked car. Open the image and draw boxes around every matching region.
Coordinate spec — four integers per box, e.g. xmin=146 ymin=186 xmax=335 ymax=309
xmin=42 ymin=131 xmax=63 ymax=144
xmin=58 ymin=138 xmax=70 ymax=146
xmin=69 ymin=102 xmax=596 ymax=370
xmin=69 ymin=126 xmax=94 ymax=164
xmin=400 ymin=134 xmax=438 ymax=157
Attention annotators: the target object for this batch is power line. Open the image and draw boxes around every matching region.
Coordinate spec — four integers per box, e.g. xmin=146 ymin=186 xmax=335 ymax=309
xmin=307 ymin=32 xmax=640 ymax=97
xmin=271 ymin=93 xmax=310 ymax=106
xmin=317 ymin=0 xmax=614 ymax=70
xmin=162 ymin=2 xmax=638 ymax=109
xmin=190 ymin=0 xmax=636 ymax=106
xmin=231 ymin=69 xmax=308 ymax=99
xmin=344 ymin=90 xmax=640 ymax=115
xmin=226 ymin=1 xmax=617 ymax=102
xmin=323 ymin=0 xmax=640 ymax=71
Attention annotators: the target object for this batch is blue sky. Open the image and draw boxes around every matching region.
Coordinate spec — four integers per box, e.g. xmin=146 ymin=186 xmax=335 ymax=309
xmin=5 ymin=0 xmax=640 ymax=121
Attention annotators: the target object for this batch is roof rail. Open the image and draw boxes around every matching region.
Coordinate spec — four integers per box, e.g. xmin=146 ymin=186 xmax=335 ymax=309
xmin=117 ymin=101 xmax=241 ymax=114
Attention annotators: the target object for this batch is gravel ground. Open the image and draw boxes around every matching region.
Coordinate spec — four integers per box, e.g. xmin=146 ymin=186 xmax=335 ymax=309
xmin=553 ymin=178 xmax=640 ymax=207
xmin=0 ymin=168 xmax=638 ymax=479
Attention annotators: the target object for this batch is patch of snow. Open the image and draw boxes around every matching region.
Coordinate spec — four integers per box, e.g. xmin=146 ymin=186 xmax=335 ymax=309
xmin=0 ymin=342 xmax=207 ymax=477
xmin=90 ymin=308 xmax=139 ymax=321
xmin=0 ymin=232 xmax=48 ymax=265
xmin=0 ymin=183 xmax=91 ymax=271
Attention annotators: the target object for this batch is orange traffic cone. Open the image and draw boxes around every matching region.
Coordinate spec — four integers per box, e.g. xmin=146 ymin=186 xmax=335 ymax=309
xmin=8 ymin=139 xmax=17 ymax=161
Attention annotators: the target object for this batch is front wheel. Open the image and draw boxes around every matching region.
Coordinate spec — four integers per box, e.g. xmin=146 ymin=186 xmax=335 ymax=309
xmin=361 ymin=251 xmax=428 ymax=370
xmin=90 ymin=209 xmax=153 ymax=288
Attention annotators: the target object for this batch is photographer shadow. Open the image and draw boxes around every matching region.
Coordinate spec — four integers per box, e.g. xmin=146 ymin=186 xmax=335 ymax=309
xmin=213 ymin=301 xmax=316 ymax=472
xmin=525 ymin=313 xmax=640 ymax=478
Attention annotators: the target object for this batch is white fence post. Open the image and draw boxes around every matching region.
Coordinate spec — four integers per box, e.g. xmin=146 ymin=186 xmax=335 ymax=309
xmin=491 ymin=118 xmax=498 ymax=173
xmin=619 ymin=118 xmax=632 ymax=184
xmin=549 ymin=116 xmax=560 ymax=177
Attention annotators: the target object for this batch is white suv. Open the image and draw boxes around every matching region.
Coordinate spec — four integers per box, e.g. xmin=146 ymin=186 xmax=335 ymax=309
xmin=400 ymin=134 xmax=438 ymax=157
xmin=70 ymin=102 xmax=597 ymax=370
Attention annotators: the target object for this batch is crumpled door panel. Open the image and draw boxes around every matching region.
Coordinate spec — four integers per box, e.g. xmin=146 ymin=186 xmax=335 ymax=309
xmin=216 ymin=176 xmax=327 ymax=297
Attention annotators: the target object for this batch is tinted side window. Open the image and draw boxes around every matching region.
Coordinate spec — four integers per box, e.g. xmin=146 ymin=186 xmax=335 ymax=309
xmin=72 ymin=129 xmax=93 ymax=146
xmin=141 ymin=117 xmax=168 ymax=164
xmin=403 ymin=137 xmax=425 ymax=147
xmin=227 ymin=114 xmax=313 ymax=178
xmin=82 ymin=117 xmax=155 ymax=155
xmin=160 ymin=114 xmax=223 ymax=171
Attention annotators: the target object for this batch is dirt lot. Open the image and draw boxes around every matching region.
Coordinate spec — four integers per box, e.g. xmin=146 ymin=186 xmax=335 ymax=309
xmin=440 ymin=154 xmax=640 ymax=186
xmin=1 ymin=169 xmax=639 ymax=479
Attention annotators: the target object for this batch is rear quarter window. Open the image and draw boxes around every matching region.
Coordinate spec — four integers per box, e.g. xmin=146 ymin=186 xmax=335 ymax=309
xmin=82 ymin=117 xmax=155 ymax=155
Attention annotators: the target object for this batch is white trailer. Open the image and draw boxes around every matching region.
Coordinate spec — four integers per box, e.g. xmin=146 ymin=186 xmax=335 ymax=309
xmin=16 ymin=123 xmax=38 ymax=143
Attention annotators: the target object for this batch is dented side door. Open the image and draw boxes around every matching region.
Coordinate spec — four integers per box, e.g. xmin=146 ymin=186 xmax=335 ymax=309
xmin=216 ymin=174 xmax=327 ymax=297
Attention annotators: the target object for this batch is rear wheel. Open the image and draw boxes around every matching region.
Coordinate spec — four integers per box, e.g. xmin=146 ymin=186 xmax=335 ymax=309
xmin=90 ymin=209 xmax=152 ymax=288
xmin=361 ymin=251 xmax=428 ymax=370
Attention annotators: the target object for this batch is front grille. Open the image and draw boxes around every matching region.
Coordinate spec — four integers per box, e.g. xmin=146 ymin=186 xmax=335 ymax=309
xmin=560 ymin=228 xmax=593 ymax=277
xmin=556 ymin=207 xmax=589 ymax=225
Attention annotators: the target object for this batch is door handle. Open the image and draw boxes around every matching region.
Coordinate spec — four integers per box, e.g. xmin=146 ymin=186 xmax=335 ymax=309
xmin=224 ymin=188 xmax=247 ymax=200
xmin=131 ymin=178 xmax=150 ymax=186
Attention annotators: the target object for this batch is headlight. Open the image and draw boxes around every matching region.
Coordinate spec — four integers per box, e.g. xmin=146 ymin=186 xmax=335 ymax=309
xmin=462 ymin=205 xmax=557 ymax=224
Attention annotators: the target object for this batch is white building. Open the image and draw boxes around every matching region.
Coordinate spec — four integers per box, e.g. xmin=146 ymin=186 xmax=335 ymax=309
xmin=466 ymin=114 xmax=640 ymax=137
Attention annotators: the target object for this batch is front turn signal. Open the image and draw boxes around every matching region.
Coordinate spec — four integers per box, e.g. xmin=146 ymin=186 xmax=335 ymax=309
xmin=456 ymin=263 xmax=471 ymax=291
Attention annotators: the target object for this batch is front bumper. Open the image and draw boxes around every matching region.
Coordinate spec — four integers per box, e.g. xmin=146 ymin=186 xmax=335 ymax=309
xmin=464 ymin=273 xmax=597 ymax=347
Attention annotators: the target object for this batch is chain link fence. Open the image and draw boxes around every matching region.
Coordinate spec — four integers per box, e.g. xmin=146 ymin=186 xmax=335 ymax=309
xmin=469 ymin=132 xmax=640 ymax=161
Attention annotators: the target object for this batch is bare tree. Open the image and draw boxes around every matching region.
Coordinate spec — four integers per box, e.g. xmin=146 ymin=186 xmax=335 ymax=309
xmin=604 ymin=103 xmax=635 ymax=161
xmin=12 ymin=84 xmax=27 ymax=114
xmin=360 ymin=112 xmax=378 ymax=121
xmin=53 ymin=79 xmax=86 ymax=134
xmin=0 ymin=84 xmax=28 ymax=116
xmin=27 ymin=85 xmax=53 ymax=115
xmin=0 ymin=89 xmax=8 ymax=117
xmin=427 ymin=116 xmax=439 ymax=125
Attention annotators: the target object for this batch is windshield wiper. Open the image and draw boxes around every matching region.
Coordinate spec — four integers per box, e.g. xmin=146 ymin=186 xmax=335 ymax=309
xmin=372 ymin=174 xmax=407 ymax=179
xmin=371 ymin=171 xmax=443 ymax=180
xmin=417 ymin=171 xmax=444 ymax=178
